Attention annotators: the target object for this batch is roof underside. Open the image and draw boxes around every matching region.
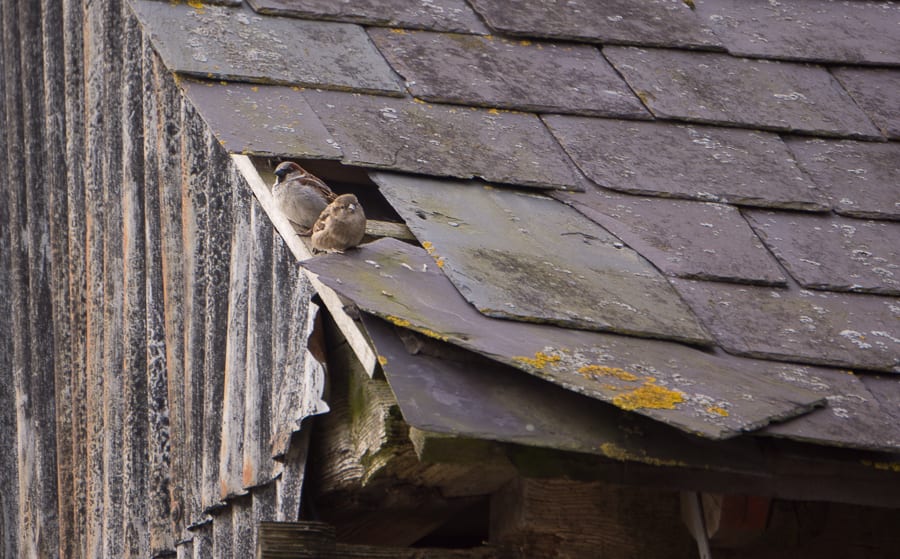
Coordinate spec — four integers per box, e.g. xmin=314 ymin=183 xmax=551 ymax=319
xmin=132 ymin=0 xmax=900 ymax=463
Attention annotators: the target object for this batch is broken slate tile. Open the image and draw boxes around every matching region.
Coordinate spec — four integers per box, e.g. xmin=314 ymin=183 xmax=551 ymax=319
xmin=784 ymin=138 xmax=900 ymax=221
xmin=671 ymin=279 xmax=900 ymax=373
xmin=543 ymin=115 xmax=826 ymax=210
xmin=247 ymin=0 xmax=490 ymax=34
xmin=371 ymin=171 xmax=712 ymax=346
xmin=369 ymin=29 xmax=648 ymax=118
xmin=180 ymin=78 xmax=341 ymax=158
xmin=754 ymin=363 xmax=900 ymax=452
xmin=300 ymin=237 xmax=824 ymax=439
xmin=604 ymin=47 xmax=883 ymax=139
xmin=304 ymin=90 xmax=583 ymax=190
xmin=130 ymin=0 xmax=402 ymax=94
xmin=468 ymin=0 xmax=721 ymax=50
xmin=832 ymin=68 xmax=900 ymax=140
xmin=696 ymin=0 xmax=900 ymax=66
xmin=553 ymin=188 xmax=785 ymax=285
xmin=745 ymin=211 xmax=900 ymax=296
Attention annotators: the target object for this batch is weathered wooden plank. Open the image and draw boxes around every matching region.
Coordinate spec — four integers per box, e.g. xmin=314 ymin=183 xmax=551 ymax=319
xmin=121 ymin=7 xmax=150 ymax=558
xmin=144 ymin=38 xmax=175 ymax=557
xmin=180 ymin=93 xmax=210 ymax=535
xmin=243 ymin=197 xmax=275 ymax=489
xmin=253 ymin=481 xmax=277 ymax=526
xmin=16 ymin=0 xmax=61 ymax=555
xmin=232 ymin=496 xmax=255 ymax=558
xmin=212 ymin=507 xmax=235 ymax=559
xmin=155 ymin=53 xmax=188 ymax=539
xmin=62 ymin=1 xmax=88 ymax=556
xmin=191 ymin=522 xmax=214 ymax=559
xmin=275 ymin=430 xmax=311 ymax=522
xmin=200 ymin=126 xmax=232 ymax=516
xmin=0 ymin=4 xmax=20 ymax=556
xmin=219 ymin=162 xmax=252 ymax=500
xmin=41 ymin=0 xmax=75 ymax=555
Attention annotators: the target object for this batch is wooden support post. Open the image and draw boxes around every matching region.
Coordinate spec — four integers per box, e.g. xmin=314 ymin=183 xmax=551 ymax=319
xmin=680 ymin=492 xmax=713 ymax=559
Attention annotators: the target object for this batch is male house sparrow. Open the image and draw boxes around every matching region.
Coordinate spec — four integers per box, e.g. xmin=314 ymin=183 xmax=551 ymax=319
xmin=272 ymin=161 xmax=336 ymax=235
xmin=311 ymin=194 xmax=367 ymax=253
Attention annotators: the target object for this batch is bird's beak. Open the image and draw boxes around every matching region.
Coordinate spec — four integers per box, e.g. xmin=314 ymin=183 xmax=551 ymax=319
xmin=348 ymin=203 xmax=356 ymax=211
xmin=274 ymin=175 xmax=282 ymax=186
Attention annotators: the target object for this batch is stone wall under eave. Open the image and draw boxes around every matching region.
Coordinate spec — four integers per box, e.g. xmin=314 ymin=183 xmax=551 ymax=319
xmin=0 ymin=1 xmax=320 ymax=558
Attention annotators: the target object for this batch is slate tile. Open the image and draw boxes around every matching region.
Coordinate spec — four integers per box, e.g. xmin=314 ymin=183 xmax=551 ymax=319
xmin=247 ymin=0 xmax=490 ymax=34
xmin=696 ymin=0 xmax=900 ymax=66
xmin=755 ymin=364 xmax=900 ymax=452
xmin=129 ymin=0 xmax=402 ymax=94
xmin=832 ymin=68 xmax=900 ymax=140
xmin=784 ymin=138 xmax=900 ymax=221
xmin=745 ymin=211 xmax=900 ymax=296
xmin=371 ymin=172 xmax=712 ymax=345
xmin=468 ymin=0 xmax=721 ymax=50
xmin=860 ymin=374 xmax=900 ymax=449
xmin=180 ymin=78 xmax=340 ymax=158
xmin=301 ymin=237 xmax=824 ymax=439
xmin=604 ymin=47 xmax=883 ymax=139
xmin=543 ymin=115 xmax=826 ymax=210
xmin=369 ymin=29 xmax=648 ymax=118
xmin=554 ymin=188 xmax=786 ymax=285
xmin=303 ymin=90 xmax=582 ymax=190
xmin=671 ymin=279 xmax=900 ymax=373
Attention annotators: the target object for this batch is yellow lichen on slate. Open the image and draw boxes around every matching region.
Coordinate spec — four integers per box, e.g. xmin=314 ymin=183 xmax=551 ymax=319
xmin=707 ymin=406 xmax=729 ymax=417
xmin=422 ymin=241 xmax=446 ymax=268
xmin=599 ymin=443 xmax=686 ymax=468
xmin=862 ymin=460 xmax=900 ymax=473
xmin=613 ymin=380 xmax=684 ymax=411
xmin=378 ymin=355 xmax=388 ymax=367
xmin=514 ymin=351 xmax=561 ymax=369
xmin=385 ymin=315 xmax=412 ymax=328
xmin=578 ymin=364 xmax=639 ymax=382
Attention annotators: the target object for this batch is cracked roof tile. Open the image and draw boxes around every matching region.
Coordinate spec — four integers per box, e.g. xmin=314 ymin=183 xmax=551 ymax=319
xmin=468 ymin=0 xmax=722 ymax=50
xmin=369 ymin=28 xmax=649 ymax=118
xmin=371 ymin=172 xmax=713 ymax=345
xmin=554 ymin=188 xmax=786 ymax=285
xmin=672 ymin=279 xmax=900 ymax=373
xmin=544 ymin=115 xmax=827 ymax=210
xmin=784 ymin=138 xmax=900 ymax=221
xmin=247 ymin=0 xmax=490 ymax=33
xmin=303 ymin=90 xmax=584 ymax=190
xmin=604 ymin=46 xmax=884 ymax=139
xmin=696 ymin=0 xmax=900 ymax=66
xmin=745 ymin=211 xmax=900 ymax=296
xmin=130 ymin=0 xmax=403 ymax=94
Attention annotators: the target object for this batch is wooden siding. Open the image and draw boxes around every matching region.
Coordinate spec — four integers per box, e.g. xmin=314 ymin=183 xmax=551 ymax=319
xmin=0 ymin=2 xmax=325 ymax=557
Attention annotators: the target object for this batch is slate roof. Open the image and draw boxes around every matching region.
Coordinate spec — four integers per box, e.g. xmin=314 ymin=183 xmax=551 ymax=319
xmin=132 ymin=0 xmax=900 ymax=467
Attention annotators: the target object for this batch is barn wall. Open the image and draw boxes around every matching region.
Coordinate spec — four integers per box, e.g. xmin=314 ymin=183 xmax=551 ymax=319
xmin=0 ymin=2 xmax=323 ymax=557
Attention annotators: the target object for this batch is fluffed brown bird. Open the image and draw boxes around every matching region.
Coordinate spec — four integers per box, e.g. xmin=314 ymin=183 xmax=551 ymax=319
xmin=311 ymin=194 xmax=367 ymax=253
xmin=272 ymin=161 xmax=336 ymax=235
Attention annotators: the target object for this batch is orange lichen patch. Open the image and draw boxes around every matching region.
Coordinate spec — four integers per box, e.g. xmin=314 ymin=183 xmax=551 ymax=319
xmin=377 ymin=355 xmax=388 ymax=367
xmin=514 ymin=351 xmax=561 ymax=369
xmin=613 ymin=380 xmax=684 ymax=411
xmin=187 ymin=0 xmax=205 ymax=11
xmin=384 ymin=315 xmax=448 ymax=341
xmin=862 ymin=460 xmax=900 ymax=473
xmin=578 ymin=364 xmax=639 ymax=382
xmin=488 ymin=108 xmax=501 ymax=115
xmin=390 ymin=28 xmax=407 ymax=34
xmin=519 ymin=40 xmax=533 ymax=46
xmin=251 ymin=86 xmax=259 ymax=92
xmin=707 ymin=406 xmax=729 ymax=417
xmin=422 ymin=241 xmax=445 ymax=267
xmin=385 ymin=315 xmax=412 ymax=329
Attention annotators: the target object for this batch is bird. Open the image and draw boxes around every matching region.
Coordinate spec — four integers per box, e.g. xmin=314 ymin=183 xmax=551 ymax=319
xmin=311 ymin=194 xmax=367 ymax=254
xmin=272 ymin=161 xmax=336 ymax=235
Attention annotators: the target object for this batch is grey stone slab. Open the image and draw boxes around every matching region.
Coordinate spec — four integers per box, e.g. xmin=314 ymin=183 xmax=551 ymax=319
xmin=860 ymin=374 xmax=900 ymax=450
xmin=544 ymin=115 xmax=827 ymax=210
xmin=554 ymin=188 xmax=786 ymax=285
xmin=369 ymin=29 xmax=648 ymax=118
xmin=180 ymin=78 xmax=341 ymax=158
xmin=745 ymin=211 xmax=900 ymax=296
xmin=696 ymin=0 xmax=900 ymax=66
xmin=671 ymin=279 xmax=900 ymax=373
xmin=130 ymin=0 xmax=402 ymax=94
xmin=304 ymin=90 xmax=583 ymax=190
xmin=784 ymin=138 xmax=900 ymax=221
xmin=754 ymin=363 xmax=900 ymax=452
xmin=832 ymin=68 xmax=900 ymax=140
xmin=247 ymin=0 xmax=490 ymax=34
xmin=300 ymin=237 xmax=824 ymax=439
xmin=468 ymin=0 xmax=721 ymax=50
xmin=372 ymin=172 xmax=712 ymax=345
xmin=364 ymin=313 xmax=767 ymax=473
xmin=604 ymin=46 xmax=883 ymax=139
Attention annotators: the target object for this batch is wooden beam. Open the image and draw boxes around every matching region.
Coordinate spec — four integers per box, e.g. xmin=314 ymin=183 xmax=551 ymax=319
xmin=231 ymin=154 xmax=378 ymax=377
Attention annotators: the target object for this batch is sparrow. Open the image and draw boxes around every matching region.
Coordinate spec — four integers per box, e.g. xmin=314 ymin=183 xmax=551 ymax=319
xmin=272 ymin=161 xmax=336 ymax=235
xmin=311 ymin=194 xmax=367 ymax=253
